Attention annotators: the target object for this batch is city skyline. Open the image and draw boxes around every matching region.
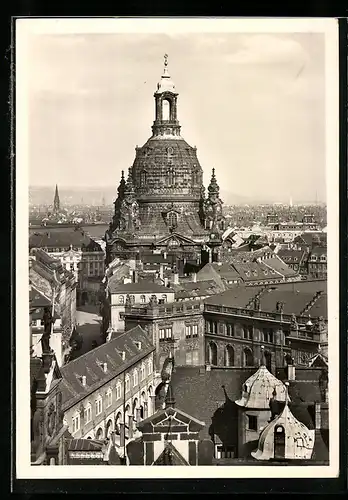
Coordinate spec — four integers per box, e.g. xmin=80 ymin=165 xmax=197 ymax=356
xmin=27 ymin=32 xmax=326 ymax=203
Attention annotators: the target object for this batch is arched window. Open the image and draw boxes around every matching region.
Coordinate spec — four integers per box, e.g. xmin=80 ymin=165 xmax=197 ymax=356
xmin=161 ymin=294 xmax=167 ymax=302
xmin=130 ymin=295 xmax=135 ymax=304
xmin=119 ymin=295 xmax=124 ymax=304
xmin=106 ymin=419 xmax=113 ymax=437
xmin=95 ymin=395 xmax=103 ymax=416
xmin=148 ymin=358 xmax=153 ymax=375
xmin=167 ymin=169 xmax=175 ymax=188
xmin=140 ymin=391 xmax=146 ymax=419
xmin=124 ymin=404 xmax=131 ymax=437
xmin=116 ymin=380 xmax=122 ymax=400
xmin=168 ymin=211 xmax=177 ymax=227
xmin=162 ymin=99 xmax=170 ymax=120
xmin=133 ymin=369 xmax=138 ymax=387
xmin=208 ymin=341 xmax=218 ymax=365
xmin=243 ymin=348 xmax=254 ymax=367
xmin=106 ymin=388 xmax=112 ymax=408
xmin=140 ymin=170 xmax=147 ymax=187
xmin=115 ymin=412 xmax=122 ymax=434
xmin=140 ymin=364 xmax=146 ymax=381
xmin=96 ymin=427 xmax=104 ymax=440
xmin=84 ymin=403 xmax=92 ymax=424
xmin=225 ymin=345 xmax=234 ymax=367
xmin=133 ymin=398 xmax=138 ymax=418
xmin=140 ymin=294 xmax=146 ymax=303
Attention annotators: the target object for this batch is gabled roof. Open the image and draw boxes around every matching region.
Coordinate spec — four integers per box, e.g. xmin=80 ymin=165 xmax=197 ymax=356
xmin=68 ymin=439 xmax=104 ymax=452
xmin=30 ymin=286 xmax=51 ymax=308
xmin=153 ymin=442 xmax=189 ymax=465
xmin=60 ymin=326 xmax=155 ymax=410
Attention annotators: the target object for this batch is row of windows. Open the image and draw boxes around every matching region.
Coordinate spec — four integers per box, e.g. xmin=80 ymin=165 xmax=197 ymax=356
xmin=207 ymin=342 xmax=273 ymax=369
xmin=73 ymin=387 xmax=154 ymax=435
xmin=118 ymin=294 xmax=167 ymax=304
xmin=185 ymin=324 xmax=198 ymax=338
xmin=206 ymin=321 xmax=274 ymax=343
xmin=159 ymin=327 xmax=173 ymax=340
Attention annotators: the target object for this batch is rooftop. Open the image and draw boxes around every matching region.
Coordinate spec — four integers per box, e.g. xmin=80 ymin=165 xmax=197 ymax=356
xmin=60 ymin=325 xmax=155 ymax=410
xmin=29 ymin=229 xmax=103 ymax=251
xmin=107 ymin=280 xmax=174 ymax=294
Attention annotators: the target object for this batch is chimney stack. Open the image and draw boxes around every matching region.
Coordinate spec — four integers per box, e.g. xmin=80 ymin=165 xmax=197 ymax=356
xmin=164 ymin=277 xmax=168 ymax=287
xmin=103 ymin=362 xmax=107 ymax=373
xmin=121 ymin=351 xmax=126 ymax=361
xmin=192 ymin=272 xmax=197 ymax=283
xmin=82 ymin=375 xmax=87 ymax=386
xmin=159 ymin=264 xmax=164 ymax=280
xmin=173 ymin=273 xmax=179 ymax=285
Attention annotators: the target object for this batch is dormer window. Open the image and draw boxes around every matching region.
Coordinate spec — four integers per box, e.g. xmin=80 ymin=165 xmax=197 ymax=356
xmin=167 ymin=211 xmax=178 ymax=228
xmin=140 ymin=170 xmax=147 ymax=187
xmin=167 ymin=168 xmax=175 ymax=187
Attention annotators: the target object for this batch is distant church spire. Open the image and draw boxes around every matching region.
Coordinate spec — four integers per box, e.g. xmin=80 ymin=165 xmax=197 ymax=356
xmin=53 ymin=184 xmax=60 ymax=212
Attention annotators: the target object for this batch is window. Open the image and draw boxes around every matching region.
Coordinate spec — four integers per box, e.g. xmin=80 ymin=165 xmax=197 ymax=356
xmin=186 ymin=349 xmax=199 ymax=365
xmin=140 ymin=364 xmax=146 ymax=381
xmin=206 ymin=320 xmax=217 ymax=334
xmin=216 ymin=445 xmax=235 ymax=459
xmin=185 ymin=325 xmax=192 ymax=338
xmin=226 ymin=324 xmax=234 ymax=337
xmin=262 ymin=328 xmax=274 ymax=344
xmin=106 ymin=388 xmax=112 ymax=408
xmin=192 ymin=324 xmax=198 ymax=337
xmin=243 ymin=348 xmax=253 ymax=367
xmin=140 ymin=170 xmax=147 ymax=187
xmin=133 ymin=369 xmax=138 ymax=387
xmin=167 ymin=169 xmax=175 ymax=188
xmin=84 ymin=404 xmax=92 ymax=424
xmin=208 ymin=342 xmax=218 ymax=365
xmin=140 ymin=294 xmax=146 ymax=303
xmin=148 ymin=358 xmax=153 ymax=375
xmin=167 ymin=211 xmax=177 ymax=227
xmin=243 ymin=325 xmax=253 ymax=340
xmin=119 ymin=295 xmax=124 ymax=304
xmin=161 ymin=294 xmax=167 ymax=303
xmin=72 ymin=413 xmax=80 ymax=434
xmin=247 ymin=415 xmax=258 ymax=431
xmin=159 ymin=327 xmax=172 ymax=341
xmin=125 ymin=375 xmax=131 ymax=393
xmin=116 ymin=381 xmax=122 ymax=400
xmin=225 ymin=345 xmax=234 ymax=367
xmin=219 ymin=323 xmax=225 ymax=334
xmin=95 ymin=397 xmax=102 ymax=416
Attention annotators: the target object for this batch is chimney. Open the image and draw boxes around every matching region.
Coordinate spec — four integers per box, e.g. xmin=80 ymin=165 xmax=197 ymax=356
xmin=287 ymin=364 xmax=296 ymax=381
xmin=192 ymin=272 xmax=197 ymax=283
xmin=159 ymin=264 xmax=164 ymax=280
xmin=173 ymin=273 xmax=179 ymax=285
xmin=103 ymin=362 xmax=107 ymax=373
xmin=163 ymin=251 xmax=167 ymax=260
xmin=82 ymin=375 xmax=87 ymax=386
xmin=206 ymin=364 xmax=211 ymax=372
xmin=164 ymin=277 xmax=168 ymax=287
xmin=121 ymin=351 xmax=126 ymax=361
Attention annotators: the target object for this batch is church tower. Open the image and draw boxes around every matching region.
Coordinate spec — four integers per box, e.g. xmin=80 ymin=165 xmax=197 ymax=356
xmin=53 ymin=184 xmax=60 ymax=213
xmin=106 ymin=56 xmax=225 ymax=264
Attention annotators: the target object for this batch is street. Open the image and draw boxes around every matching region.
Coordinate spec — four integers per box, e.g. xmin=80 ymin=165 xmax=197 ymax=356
xmin=73 ymin=305 xmax=103 ymax=358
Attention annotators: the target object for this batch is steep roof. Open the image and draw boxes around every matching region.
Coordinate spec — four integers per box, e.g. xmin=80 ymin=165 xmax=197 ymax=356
xmin=204 ymin=285 xmax=263 ymax=309
xmin=30 ymin=286 xmax=51 ymax=308
xmin=29 ymin=230 xmax=103 ymax=251
xmin=60 ymin=326 xmax=154 ymax=410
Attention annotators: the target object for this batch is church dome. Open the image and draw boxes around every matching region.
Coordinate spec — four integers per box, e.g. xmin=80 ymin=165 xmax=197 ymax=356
xmin=251 ymin=401 xmax=315 ymax=461
xmin=235 ymin=365 xmax=289 ymax=409
xmin=155 ymin=54 xmax=176 ymax=94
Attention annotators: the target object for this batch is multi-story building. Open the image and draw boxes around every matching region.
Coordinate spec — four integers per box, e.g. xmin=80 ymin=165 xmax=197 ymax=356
xmin=29 ymin=248 xmax=77 ymax=362
xmin=105 ymin=56 xmax=225 ymax=266
xmin=307 ymin=247 xmax=327 ymax=279
xmin=124 ymin=281 xmax=328 ymax=371
xmin=29 ymin=229 xmax=105 ymax=303
xmin=60 ymin=326 xmax=158 ymax=451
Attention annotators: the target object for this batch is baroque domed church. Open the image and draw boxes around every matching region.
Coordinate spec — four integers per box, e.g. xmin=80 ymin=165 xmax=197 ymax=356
xmin=105 ymin=55 xmax=225 ymax=265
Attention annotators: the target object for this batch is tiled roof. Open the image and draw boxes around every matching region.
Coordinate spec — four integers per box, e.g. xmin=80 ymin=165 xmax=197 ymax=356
xmin=277 ymin=249 xmax=306 ymax=262
xmin=108 ymin=281 xmax=174 ymax=294
xmin=68 ymin=439 xmax=104 ymax=451
xmin=204 ymin=286 xmax=263 ymax=309
xmin=30 ymin=286 xmax=51 ymax=308
xmin=171 ymin=366 xmax=255 ymax=440
xmin=261 ymin=258 xmax=298 ymax=278
xmin=29 ymin=230 xmax=103 ymax=251
xmin=173 ymin=280 xmax=222 ymax=299
xmin=310 ymin=246 xmax=327 ymax=256
xmin=258 ymin=289 xmax=318 ymax=316
xmin=60 ymin=325 xmax=155 ymax=410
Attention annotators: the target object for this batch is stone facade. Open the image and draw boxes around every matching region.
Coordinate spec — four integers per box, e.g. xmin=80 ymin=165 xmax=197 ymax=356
xmin=106 ymin=57 xmax=225 ymax=265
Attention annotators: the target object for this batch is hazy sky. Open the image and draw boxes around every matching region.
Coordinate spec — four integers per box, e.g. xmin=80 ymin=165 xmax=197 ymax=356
xmin=26 ymin=32 xmax=326 ymax=202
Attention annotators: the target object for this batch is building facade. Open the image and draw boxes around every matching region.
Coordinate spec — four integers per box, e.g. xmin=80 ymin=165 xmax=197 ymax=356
xmin=60 ymin=326 xmax=159 ymax=449
xmin=105 ymin=56 xmax=225 ymax=266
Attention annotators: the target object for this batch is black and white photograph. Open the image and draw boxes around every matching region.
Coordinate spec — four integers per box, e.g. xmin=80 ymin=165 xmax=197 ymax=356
xmin=15 ymin=17 xmax=339 ymax=478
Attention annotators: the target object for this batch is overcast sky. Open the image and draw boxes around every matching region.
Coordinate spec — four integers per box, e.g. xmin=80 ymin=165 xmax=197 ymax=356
xmin=26 ymin=32 xmax=326 ymax=203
